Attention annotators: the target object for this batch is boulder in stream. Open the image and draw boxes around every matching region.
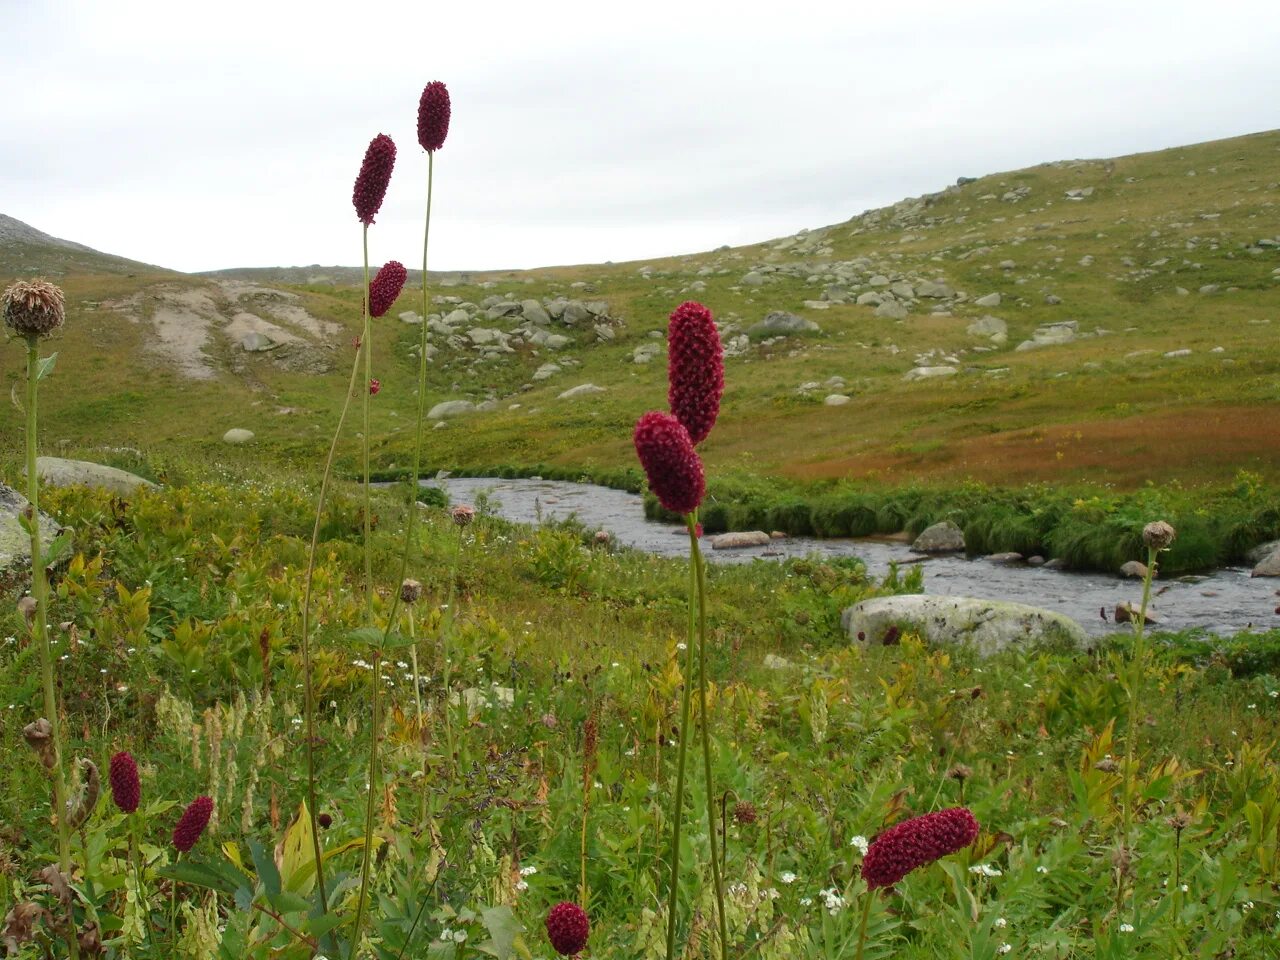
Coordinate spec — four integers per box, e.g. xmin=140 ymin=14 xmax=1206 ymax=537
xmin=842 ymin=595 xmax=1088 ymax=655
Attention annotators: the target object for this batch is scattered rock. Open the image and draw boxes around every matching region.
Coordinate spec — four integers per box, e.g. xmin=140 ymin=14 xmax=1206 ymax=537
xmin=966 ymin=315 xmax=1007 ymax=339
xmin=1119 ymin=560 xmax=1148 ymax=579
xmin=762 ymin=654 xmax=793 ymax=670
xmin=903 ymin=366 xmax=958 ymax=382
xmin=1251 ymin=549 xmax=1280 ymax=578
xmin=532 ymin=362 xmax=561 ymax=381
xmin=240 ymin=332 xmax=277 ymax=352
xmin=1114 ymin=601 xmax=1160 ymax=625
xmin=710 ymin=531 xmax=772 ymax=550
xmin=740 ymin=272 xmax=765 ymax=287
xmin=985 ymin=552 xmax=1023 ymax=565
xmin=912 ymin=520 xmax=965 ymax=553
xmin=875 ymin=301 xmax=909 ymax=320
xmin=35 ymin=458 xmax=156 ymax=496
xmin=0 ymin=483 xmax=64 ymax=586
xmin=916 ymin=280 xmax=954 ymax=298
xmin=427 ymin=400 xmax=476 ymax=420
xmin=842 ymin=595 xmax=1088 ymax=654
xmin=824 ymin=394 xmax=850 ymax=406
xmin=1015 ymin=320 xmax=1078 ymax=351
xmin=520 ymin=300 xmax=551 ymax=325
xmin=558 ymin=383 xmax=606 ymax=400
xmin=222 ymin=428 xmax=255 ymax=444
xmin=748 ymin=311 xmax=820 ymax=338
xmin=974 ymin=292 xmax=1002 ymax=308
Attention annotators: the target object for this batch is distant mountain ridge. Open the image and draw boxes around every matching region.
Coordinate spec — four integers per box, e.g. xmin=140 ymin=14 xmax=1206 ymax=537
xmin=0 ymin=214 xmax=171 ymax=277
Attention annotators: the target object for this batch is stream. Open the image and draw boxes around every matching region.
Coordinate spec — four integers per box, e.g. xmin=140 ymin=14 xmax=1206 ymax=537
xmin=421 ymin=476 xmax=1275 ymax=639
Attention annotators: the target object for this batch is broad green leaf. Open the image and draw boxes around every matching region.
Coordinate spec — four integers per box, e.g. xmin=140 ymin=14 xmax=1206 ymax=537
xmin=347 ymin=626 xmax=384 ymax=646
xmin=36 ymin=352 xmax=58 ymax=381
xmin=249 ymin=839 xmax=280 ymax=896
xmin=156 ymin=861 xmax=241 ymax=897
xmin=278 ymin=800 xmax=317 ymax=895
xmin=479 ymin=906 xmax=524 ymax=959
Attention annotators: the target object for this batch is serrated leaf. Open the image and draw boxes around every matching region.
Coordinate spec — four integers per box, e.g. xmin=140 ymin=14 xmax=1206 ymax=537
xmin=378 ymin=630 xmax=416 ymax=650
xmin=480 ymin=906 xmax=523 ymax=959
xmin=36 ymin=352 xmax=58 ymax=381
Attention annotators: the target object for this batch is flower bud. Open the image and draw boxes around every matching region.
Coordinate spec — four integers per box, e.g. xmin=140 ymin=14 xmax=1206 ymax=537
xmin=3 ymin=279 xmax=65 ymax=339
xmin=352 ymin=134 xmax=396 ymax=226
xmin=633 ymin=411 xmax=705 ymax=516
xmin=861 ymin=807 xmax=979 ymax=889
xmin=417 ymin=81 xmax=451 ymax=153
xmin=667 ymin=301 xmax=723 ymax=446
xmin=109 ymin=751 xmax=141 ymax=814
xmin=172 ymin=795 xmax=214 ymax=852
xmin=400 ymin=578 xmax=422 ymax=604
xmin=545 ymin=901 xmax=589 ymax=956
xmin=369 ymin=260 xmax=407 ymax=318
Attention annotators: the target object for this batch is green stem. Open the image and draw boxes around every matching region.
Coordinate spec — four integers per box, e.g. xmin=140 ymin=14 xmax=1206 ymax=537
xmin=26 ymin=337 xmax=78 ymax=960
xmin=853 ymin=891 xmax=874 ymax=960
xmin=1120 ymin=544 xmax=1157 ymax=916
xmin=349 ymin=651 xmax=382 ymax=960
xmin=689 ymin=520 xmax=728 ymax=960
xmin=361 ymin=225 xmax=373 ymax=625
xmin=663 ymin=516 xmax=700 ymax=960
xmin=298 ymin=343 xmax=364 ymax=924
xmin=440 ymin=524 xmax=463 ymax=763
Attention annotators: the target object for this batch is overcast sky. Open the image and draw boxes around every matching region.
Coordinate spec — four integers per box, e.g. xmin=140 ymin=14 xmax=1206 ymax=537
xmin=3 ymin=0 xmax=1277 ymax=274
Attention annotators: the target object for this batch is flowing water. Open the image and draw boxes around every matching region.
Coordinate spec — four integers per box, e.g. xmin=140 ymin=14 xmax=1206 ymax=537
xmin=420 ymin=476 xmax=1274 ymax=638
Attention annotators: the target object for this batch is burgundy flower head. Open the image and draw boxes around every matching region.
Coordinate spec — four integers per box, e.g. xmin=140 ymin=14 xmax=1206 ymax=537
xmin=861 ymin=807 xmax=980 ymax=890
xmin=545 ymin=902 xmax=589 ymax=956
xmin=417 ymin=81 xmax=451 ymax=153
xmin=667 ymin=300 xmax=724 ymax=445
xmin=634 ymin=411 xmax=705 ymax=516
xmin=108 ymin=751 xmax=140 ymax=814
xmin=352 ymin=133 xmax=396 ymax=226
xmin=369 ymin=378 xmax=381 ymax=395
xmin=369 ymin=260 xmax=407 ymax=317
xmin=172 ymin=795 xmax=214 ymax=853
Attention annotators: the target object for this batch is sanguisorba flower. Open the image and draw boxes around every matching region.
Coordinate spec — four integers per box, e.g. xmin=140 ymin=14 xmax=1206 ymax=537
xmin=368 ymin=378 xmax=381 ymax=395
xmin=172 ymin=795 xmax=214 ymax=853
xmin=634 ymin=411 xmax=705 ymax=516
xmin=417 ymin=81 xmax=451 ymax=153
xmin=861 ymin=807 xmax=980 ymax=890
xmin=108 ymin=751 xmax=140 ymax=814
xmin=352 ymin=133 xmax=397 ymax=226
xmin=2 ymin=279 xmax=65 ymax=339
xmin=368 ymin=260 xmax=408 ymax=317
xmin=667 ymin=300 xmax=723 ymax=446
xmin=545 ymin=902 xmax=589 ymax=956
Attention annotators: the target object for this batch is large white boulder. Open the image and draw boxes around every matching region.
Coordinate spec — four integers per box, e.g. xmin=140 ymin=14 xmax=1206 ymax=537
xmin=842 ymin=595 xmax=1088 ymax=654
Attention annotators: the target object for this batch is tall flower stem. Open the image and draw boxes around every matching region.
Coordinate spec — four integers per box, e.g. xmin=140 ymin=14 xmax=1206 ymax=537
xmin=349 ymin=647 xmax=382 ymax=960
xmin=25 ymin=336 xmax=78 ymax=960
xmin=662 ymin=522 xmax=699 ymax=960
xmin=361 ymin=225 xmax=373 ymax=625
xmin=688 ymin=517 xmax=728 ymax=960
xmin=853 ymin=892 xmax=874 ymax=960
xmin=439 ymin=522 xmax=465 ymax=764
xmin=1120 ymin=543 xmax=1158 ymax=915
xmin=299 ymin=336 xmax=366 ymax=920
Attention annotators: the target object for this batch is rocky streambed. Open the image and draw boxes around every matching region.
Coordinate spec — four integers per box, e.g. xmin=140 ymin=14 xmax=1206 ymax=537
xmin=421 ymin=476 xmax=1277 ymax=639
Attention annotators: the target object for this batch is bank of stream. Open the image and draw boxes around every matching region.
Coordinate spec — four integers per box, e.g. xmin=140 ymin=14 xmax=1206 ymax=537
xmin=421 ymin=477 xmax=1277 ymax=639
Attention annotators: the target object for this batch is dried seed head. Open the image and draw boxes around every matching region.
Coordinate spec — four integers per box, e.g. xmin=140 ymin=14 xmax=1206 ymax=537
xmin=17 ymin=596 xmax=37 ymax=628
xmin=451 ymin=504 xmax=475 ymax=527
xmin=667 ymin=300 xmax=724 ymax=445
xmin=352 ymin=133 xmax=396 ymax=226
xmin=108 ymin=751 xmax=141 ymax=814
xmin=23 ymin=718 xmax=55 ymax=770
xmin=417 ymin=81 xmax=451 ymax=153
xmin=545 ymin=901 xmax=590 ymax=956
xmin=64 ymin=759 xmax=100 ymax=830
xmin=1142 ymin=520 xmax=1176 ymax=552
xmin=947 ymin=763 xmax=973 ymax=782
xmin=861 ymin=807 xmax=980 ymax=890
xmin=1166 ymin=812 xmax=1192 ymax=832
xmin=592 ymin=529 xmax=610 ymax=546
xmin=1094 ymin=758 xmax=1120 ymax=773
xmin=369 ymin=260 xmax=407 ymax=318
xmin=733 ymin=800 xmax=758 ymax=825
xmin=540 ymin=712 xmax=558 ymax=730
xmin=633 ymin=411 xmax=705 ymax=516
xmin=399 ymin=578 xmax=422 ymax=604
xmin=3 ymin=279 xmax=65 ymax=339
xmin=172 ymin=795 xmax=214 ymax=852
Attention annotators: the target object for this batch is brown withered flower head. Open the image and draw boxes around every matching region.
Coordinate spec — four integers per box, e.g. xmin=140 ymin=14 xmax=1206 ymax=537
xmin=3 ymin=279 xmax=65 ymax=339
xmin=733 ymin=800 xmax=758 ymax=825
xmin=400 ymin=578 xmax=422 ymax=604
xmin=451 ymin=504 xmax=475 ymax=527
xmin=1142 ymin=520 xmax=1176 ymax=552
xmin=23 ymin=718 xmax=55 ymax=770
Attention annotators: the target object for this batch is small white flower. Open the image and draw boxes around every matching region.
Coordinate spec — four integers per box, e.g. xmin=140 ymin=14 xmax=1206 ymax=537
xmin=798 ymin=897 xmax=812 ymax=907
xmin=514 ymin=880 xmax=528 ymax=892
xmin=969 ymin=864 xmax=1003 ymax=877
xmin=994 ymin=917 xmax=1007 ymax=928
xmin=1036 ymin=865 xmax=1049 ymax=874
xmin=520 ymin=865 xmax=538 ymax=876
xmin=849 ymin=835 xmax=869 ymax=854
xmin=779 ymin=871 xmax=797 ymax=885
xmin=676 ymin=642 xmax=687 ymax=651
xmin=997 ymin=945 xmax=1012 ymax=956
xmin=1118 ymin=923 xmax=1134 ymax=933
